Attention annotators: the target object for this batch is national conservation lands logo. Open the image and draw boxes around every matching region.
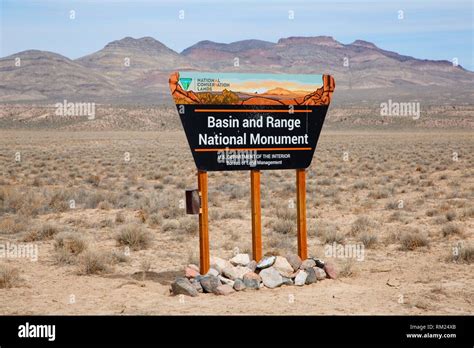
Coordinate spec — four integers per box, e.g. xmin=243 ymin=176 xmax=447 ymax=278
xmin=179 ymin=77 xmax=192 ymax=91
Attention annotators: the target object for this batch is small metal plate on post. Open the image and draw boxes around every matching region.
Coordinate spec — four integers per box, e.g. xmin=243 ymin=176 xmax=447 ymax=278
xmin=185 ymin=189 xmax=201 ymax=214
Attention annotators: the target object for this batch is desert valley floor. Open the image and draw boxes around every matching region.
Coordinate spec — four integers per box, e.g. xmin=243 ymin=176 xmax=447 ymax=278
xmin=0 ymin=130 xmax=472 ymax=314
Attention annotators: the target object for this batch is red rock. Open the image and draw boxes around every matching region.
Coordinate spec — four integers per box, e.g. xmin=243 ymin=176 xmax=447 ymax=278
xmin=185 ymin=266 xmax=200 ymax=278
xmin=215 ymin=284 xmax=234 ymax=296
xmin=324 ymin=262 xmax=337 ymax=279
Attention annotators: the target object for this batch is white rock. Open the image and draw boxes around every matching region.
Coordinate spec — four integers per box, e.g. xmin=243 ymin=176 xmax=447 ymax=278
xmin=206 ymin=268 xmax=219 ymax=277
xmin=219 ymin=275 xmax=235 ymax=287
xmin=273 ymin=256 xmax=294 ymax=277
xmin=256 ymin=256 xmax=276 ymax=269
xmin=294 ymin=270 xmax=308 ymax=286
xmin=259 ymin=267 xmax=283 ymax=289
xmin=222 ymin=266 xmax=252 ymax=280
xmin=210 ymin=256 xmax=232 ymax=274
xmin=314 ymin=267 xmax=327 ymax=280
xmin=230 ymin=253 xmax=250 ymax=266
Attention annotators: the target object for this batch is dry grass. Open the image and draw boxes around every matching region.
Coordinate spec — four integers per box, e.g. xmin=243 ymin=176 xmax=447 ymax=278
xmin=449 ymin=244 xmax=474 ymax=264
xmin=23 ymin=223 xmax=59 ymax=242
xmin=115 ymin=224 xmax=151 ymax=250
xmin=350 ymin=216 xmax=374 ymax=236
xmin=0 ymin=129 xmax=472 ymax=315
xmin=441 ymin=223 xmax=462 ymax=237
xmin=0 ymin=263 xmax=21 ymax=288
xmin=273 ymin=219 xmax=295 ymax=235
xmin=399 ymin=229 xmax=430 ymax=251
xmin=78 ymin=250 xmax=112 ymax=275
xmin=54 ymin=232 xmax=88 ymax=264
xmin=358 ymin=232 xmax=378 ymax=248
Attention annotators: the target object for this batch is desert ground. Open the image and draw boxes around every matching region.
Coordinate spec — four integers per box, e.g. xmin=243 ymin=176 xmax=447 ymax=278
xmin=0 ymin=128 xmax=472 ymax=315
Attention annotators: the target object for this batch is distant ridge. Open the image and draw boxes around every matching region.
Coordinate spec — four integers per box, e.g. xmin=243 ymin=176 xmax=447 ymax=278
xmin=0 ymin=36 xmax=473 ymax=104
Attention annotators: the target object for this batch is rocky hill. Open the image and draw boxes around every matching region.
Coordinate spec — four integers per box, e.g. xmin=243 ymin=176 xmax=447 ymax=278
xmin=0 ymin=36 xmax=473 ymax=106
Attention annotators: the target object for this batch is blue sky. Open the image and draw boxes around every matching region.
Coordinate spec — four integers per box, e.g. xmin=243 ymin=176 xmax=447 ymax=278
xmin=1 ymin=0 xmax=473 ymax=70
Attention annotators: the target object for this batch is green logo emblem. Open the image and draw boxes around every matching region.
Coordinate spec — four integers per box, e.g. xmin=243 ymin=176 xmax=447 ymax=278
xmin=179 ymin=78 xmax=192 ymax=91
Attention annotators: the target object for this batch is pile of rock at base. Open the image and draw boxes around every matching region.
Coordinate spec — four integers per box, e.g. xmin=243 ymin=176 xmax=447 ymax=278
xmin=170 ymin=253 xmax=337 ymax=297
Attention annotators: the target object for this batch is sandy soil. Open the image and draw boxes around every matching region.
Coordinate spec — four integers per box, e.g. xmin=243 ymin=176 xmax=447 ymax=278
xmin=0 ymin=130 xmax=472 ymax=315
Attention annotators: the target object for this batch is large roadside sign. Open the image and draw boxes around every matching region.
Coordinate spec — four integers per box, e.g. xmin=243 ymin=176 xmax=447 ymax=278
xmin=169 ymin=72 xmax=335 ymax=171
xmin=169 ymin=71 xmax=335 ymax=273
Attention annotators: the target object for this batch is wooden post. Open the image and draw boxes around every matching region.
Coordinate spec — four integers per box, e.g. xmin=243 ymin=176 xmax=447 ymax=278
xmin=250 ymin=170 xmax=262 ymax=262
xmin=197 ymin=170 xmax=210 ymax=274
xmin=296 ymin=168 xmax=308 ymax=259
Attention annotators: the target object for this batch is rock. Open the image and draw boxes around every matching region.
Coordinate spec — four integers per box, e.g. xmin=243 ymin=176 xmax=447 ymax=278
xmin=300 ymin=259 xmax=316 ymax=270
xmin=314 ymin=267 xmax=327 ymax=280
xmin=222 ymin=266 xmax=252 ymax=280
xmin=256 ymin=256 xmax=276 ymax=269
xmin=191 ymin=280 xmax=203 ymax=293
xmin=282 ymin=276 xmax=293 ymax=286
xmin=230 ymin=253 xmax=250 ymax=266
xmin=285 ymin=253 xmax=302 ymax=271
xmin=259 ymin=267 xmax=283 ymax=289
xmin=188 ymin=264 xmax=200 ymax=272
xmin=294 ymin=270 xmax=307 ymax=286
xmin=233 ymin=279 xmax=246 ymax=291
xmin=273 ymin=256 xmax=294 ymax=277
xmin=185 ymin=265 xmax=200 ymax=279
xmin=247 ymin=260 xmax=257 ymax=272
xmin=313 ymin=258 xmax=325 ymax=268
xmin=324 ymin=262 xmax=337 ymax=279
xmin=171 ymin=277 xmax=199 ymax=297
xmin=218 ymin=275 xmax=235 ymax=287
xmin=243 ymin=272 xmax=261 ymax=290
xmin=216 ymin=284 xmax=234 ymax=296
xmin=206 ymin=268 xmax=219 ymax=277
xmin=305 ymin=267 xmax=317 ymax=285
xmin=210 ymin=256 xmax=232 ymax=274
xmin=199 ymin=275 xmax=221 ymax=294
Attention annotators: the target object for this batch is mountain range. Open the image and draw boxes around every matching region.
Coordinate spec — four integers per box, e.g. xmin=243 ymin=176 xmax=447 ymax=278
xmin=1 ymin=36 xmax=473 ymax=106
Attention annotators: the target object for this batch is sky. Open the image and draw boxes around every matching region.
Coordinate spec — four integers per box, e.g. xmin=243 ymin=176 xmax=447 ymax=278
xmin=1 ymin=0 xmax=473 ymax=70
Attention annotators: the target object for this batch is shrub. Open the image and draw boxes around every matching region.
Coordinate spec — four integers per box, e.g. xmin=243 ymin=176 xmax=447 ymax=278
xmin=273 ymin=219 xmax=295 ymax=235
xmin=162 ymin=219 xmax=180 ymax=232
xmin=148 ymin=213 xmax=163 ymax=228
xmin=179 ymin=217 xmax=198 ymax=235
xmin=0 ymin=264 xmax=20 ymax=288
xmin=319 ymin=225 xmax=345 ymax=244
xmin=350 ymin=216 xmax=373 ymax=235
xmin=115 ymin=211 xmax=126 ymax=224
xmin=24 ymin=223 xmax=59 ymax=241
xmin=399 ymin=229 xmax=429 ymax=251
xmin=441 ymin=223 xmax=462 ymax=237
xmin=358 ymin=232 xmax=378 ymax=248
xmin=115 ymin=224 xmax=151 ymax=250
xmin=54 ymin=232 xmax=88 ymax=264
xmin=451 ymin=244 xmax=474 ymax=264
xmin=353 ymin=180 xmax=368 ymax=190
xmin=0 ymin=217 xmax=26 ymax=235
xmin=78 ymin=250 xmax=111 ymax=275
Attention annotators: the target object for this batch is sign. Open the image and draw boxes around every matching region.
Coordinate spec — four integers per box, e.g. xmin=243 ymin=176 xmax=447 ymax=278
xmin=169 ymin=72 xmax=335 ymax=171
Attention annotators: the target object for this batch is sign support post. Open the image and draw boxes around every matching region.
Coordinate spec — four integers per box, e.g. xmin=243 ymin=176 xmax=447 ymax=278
xmin=296 ymin=168 xmax=308 ymax=259
xmin=197 ymin=170 xmax=210 ymax=274
xmin=250 ymin=170 xmax=262 ymax=262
